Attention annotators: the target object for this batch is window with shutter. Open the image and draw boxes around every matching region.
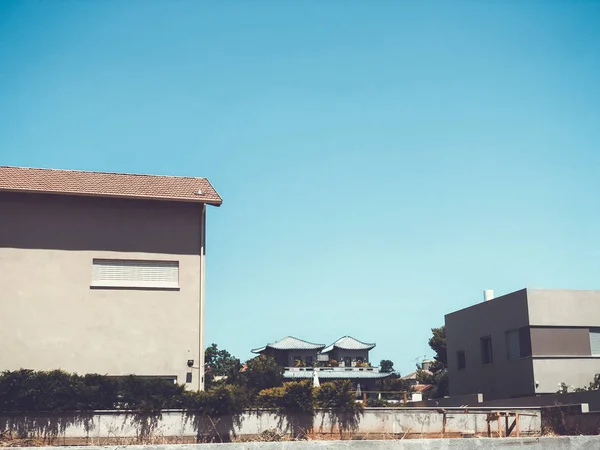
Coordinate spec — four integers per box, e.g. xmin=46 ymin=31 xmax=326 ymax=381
xmin=590 ymin=328 xmax=600 ymax=356
xmin=91 ymin=259 xmax=179 ymax=289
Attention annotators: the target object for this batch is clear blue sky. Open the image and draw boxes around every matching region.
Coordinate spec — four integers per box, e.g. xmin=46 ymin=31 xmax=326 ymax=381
xmin=1 ymin=1 xmax=599 ymax=374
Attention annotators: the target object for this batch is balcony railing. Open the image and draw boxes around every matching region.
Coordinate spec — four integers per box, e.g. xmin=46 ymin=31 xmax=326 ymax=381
xmin=285 ymin=366 xmax=380 ymax=373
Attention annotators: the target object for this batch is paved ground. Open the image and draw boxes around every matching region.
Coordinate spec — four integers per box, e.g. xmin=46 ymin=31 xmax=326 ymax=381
xmin=5 ymin=436 xmax=600 ymax=449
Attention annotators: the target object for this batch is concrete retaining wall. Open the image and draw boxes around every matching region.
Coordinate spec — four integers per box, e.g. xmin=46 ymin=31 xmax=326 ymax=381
xmin=480 ymin=390 xmax=600 ymax=412
xmin=406 ymin=390 xmax=600 ymax=412
xmin=0 ymin=408 xmax=541 ymax=441
xmin=5 ymin=436 xmax=600 ymax=449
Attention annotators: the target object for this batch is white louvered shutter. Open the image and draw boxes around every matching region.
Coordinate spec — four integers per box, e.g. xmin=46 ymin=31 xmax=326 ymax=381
xmin=92 ymin=259 xmax=179 ymax=288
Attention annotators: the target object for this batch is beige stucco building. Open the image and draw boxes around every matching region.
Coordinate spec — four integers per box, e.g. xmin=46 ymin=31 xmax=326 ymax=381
xmin=0 ymin=166 xmax=222 ymax=390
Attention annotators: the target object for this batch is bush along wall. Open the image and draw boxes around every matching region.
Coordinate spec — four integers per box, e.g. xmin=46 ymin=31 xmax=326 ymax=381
xmin=0 ymin=369 xmax=245 ymax=442
xmin=0 ymin=370 xmax=363 ymax=443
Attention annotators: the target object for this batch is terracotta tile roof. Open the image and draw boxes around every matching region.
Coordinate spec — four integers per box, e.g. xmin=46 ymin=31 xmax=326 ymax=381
xmin=413 ymin=384 xmax=434 ymax=392
xmin=0 ymin=166 xmax=222 ymax=205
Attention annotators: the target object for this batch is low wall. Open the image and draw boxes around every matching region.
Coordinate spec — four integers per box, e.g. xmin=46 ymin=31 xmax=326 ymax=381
xmin=5 ymin=436 xmax=600 ymax=449
xmin=480 ymin=390 xmax=600 ymax=412
xmin=0 ymin=408 xmax=541 ymax=443
xmin=407 ymin=390 xmax=600 ymax=411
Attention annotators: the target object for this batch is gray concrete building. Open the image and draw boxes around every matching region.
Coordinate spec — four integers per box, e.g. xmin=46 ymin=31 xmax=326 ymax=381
xmin=0 ymin=166 xmax=222 ymax=390
xmin=446 ymin=288 xmax=600 ymax=400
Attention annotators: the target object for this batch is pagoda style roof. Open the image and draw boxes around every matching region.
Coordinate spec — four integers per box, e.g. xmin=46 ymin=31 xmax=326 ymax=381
xmin=251 ymin=336 xmax=325 ymax=354
xmin=320 ymin=336 xmax=376 ymax=354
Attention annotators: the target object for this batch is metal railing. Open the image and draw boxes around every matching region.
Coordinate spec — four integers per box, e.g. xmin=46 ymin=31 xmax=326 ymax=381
xmin=285 ymin=366 xmax=380 ymax=373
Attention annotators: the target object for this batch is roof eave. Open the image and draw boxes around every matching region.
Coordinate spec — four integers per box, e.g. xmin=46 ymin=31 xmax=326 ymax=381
xmin=0 ymin=188 xmax=223 ymax=206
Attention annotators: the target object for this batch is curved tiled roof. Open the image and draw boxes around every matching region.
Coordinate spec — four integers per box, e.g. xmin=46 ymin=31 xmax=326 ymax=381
xmin=0 ymin=166 xmax=222 ymax=205
xmin=320 ymin=336 xmax=376 ymax=354
xmin=251 ymin=336 xmax=325 ymax=353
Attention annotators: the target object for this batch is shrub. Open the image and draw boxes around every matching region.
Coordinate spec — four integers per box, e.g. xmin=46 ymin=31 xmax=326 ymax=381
xmin=116 ymin=375 xmax=186 ymax=412
xmin=0 ymin=369 xmax=185 ymax=413
xmin=258 ymin=381 xmax=313 ymax=413
xmin=184 ymin=384 xmax=250 ymax=417
xmin=314 ymin=380 xmax=361 ymax=412
xmin=366 ymin=398 xmax=390 ymax=407
xmin=0 ymin=369 xmax=99 ymax=412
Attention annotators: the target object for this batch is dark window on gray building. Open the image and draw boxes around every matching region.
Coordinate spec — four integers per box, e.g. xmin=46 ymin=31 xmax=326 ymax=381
xmin=457 ymin=351 xmax=466 ymax=370
xmin=506 ymin=330 xmax=520 ymax=360
xmin=519 ymin=327 xmax=532 ymax=357
xmin=590 ymin=328 xmax=600 ymax=355
xmin=506 ymin=328 xmax=533 ymax=360
xmin=480 ymin=336 xmax=493 ymax=365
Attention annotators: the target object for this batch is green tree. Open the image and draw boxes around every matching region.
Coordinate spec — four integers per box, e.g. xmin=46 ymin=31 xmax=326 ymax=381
xmin=418 ymin=326 xmax=449 ymax=398
xmin=382 ymin=374 xmax=411 ymax=392
xmin=380 ymin=359 xmax=394 ymax=373
xmin=428 ymin=326 xmax=447 ymax=372
xmin=381 ymin=374 xmax=412 ymax=401
xmin=205 ymin=344 xmax=240 ymax=376
xmin=236 ymin=355 xmax=283 ymax=392
xmin=204 ymin=344 xmax=241 ymax=389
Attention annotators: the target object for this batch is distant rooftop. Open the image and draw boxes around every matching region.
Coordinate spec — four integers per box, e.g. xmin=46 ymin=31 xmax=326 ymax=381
xmin=251 ymin=336 xmax=326 ymax=353
xmin=321 ymin=336 xmax=376 ymax=354
xmin=0 ymin=166 xmax=222 ymax=205
xmin=284 ymin=370 xmax=391 ymax=380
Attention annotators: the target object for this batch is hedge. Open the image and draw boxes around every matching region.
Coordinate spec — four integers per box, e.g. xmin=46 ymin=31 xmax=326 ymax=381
xmin=0 ymin=369 xmax=361 ymax=417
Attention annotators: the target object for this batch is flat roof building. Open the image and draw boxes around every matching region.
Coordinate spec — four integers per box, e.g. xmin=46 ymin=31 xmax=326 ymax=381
xmin=446 ymin=288 xmax=600 ymax=400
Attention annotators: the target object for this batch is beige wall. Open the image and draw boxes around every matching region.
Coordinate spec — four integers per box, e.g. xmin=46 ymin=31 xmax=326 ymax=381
xmin=0 ymin=192 xmax=204 ymax=388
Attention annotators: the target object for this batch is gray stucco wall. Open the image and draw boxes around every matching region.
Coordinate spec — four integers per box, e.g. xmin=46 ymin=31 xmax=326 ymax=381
xmin=527 ymin=289 xmax=600 ymax=394
xmin=527 ymin=289 xmax=600 ymax=327
xmin=445 ymin=289 xmax=534 ymax=400
xmin=533 ymin=359 xmax=600 ymax=394
xmin=0 ymin=192 xmax=204 ymax=387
